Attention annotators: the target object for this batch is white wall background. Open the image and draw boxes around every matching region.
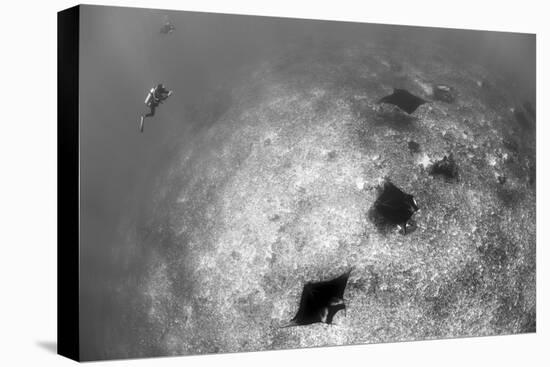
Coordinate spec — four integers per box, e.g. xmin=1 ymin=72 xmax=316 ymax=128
xmin=0 ymin=0 xmax=547 ymax=365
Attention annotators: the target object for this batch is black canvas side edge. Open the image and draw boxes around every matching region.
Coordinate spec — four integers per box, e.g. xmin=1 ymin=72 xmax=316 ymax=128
xmin=57 ymin=5 xmax=80 ymax=362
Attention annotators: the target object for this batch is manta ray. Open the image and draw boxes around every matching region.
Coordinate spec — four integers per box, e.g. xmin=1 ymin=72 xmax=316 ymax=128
xmin=374 ymin=181 xmax=419 ymax=233
xmin=284 ymin=270 xmax=352 ymax=327
xmin=378 ymin=88 xmax=428 ymax=114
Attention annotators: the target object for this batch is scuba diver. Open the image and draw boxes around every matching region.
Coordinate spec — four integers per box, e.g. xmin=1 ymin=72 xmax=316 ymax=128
xmin=139 ymin=83 xmax=172 ymax=132
xmin=160 ymin=17 xmax=175 ymax=34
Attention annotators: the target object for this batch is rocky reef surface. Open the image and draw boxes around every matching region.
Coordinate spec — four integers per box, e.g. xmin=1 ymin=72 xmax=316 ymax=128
xmin=107 ymin=41 xmax=535 ymax=359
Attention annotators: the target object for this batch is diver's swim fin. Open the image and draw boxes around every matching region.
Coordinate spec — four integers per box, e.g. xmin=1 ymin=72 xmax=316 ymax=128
xmin=139 ymin=116 xmax=145 ymax=132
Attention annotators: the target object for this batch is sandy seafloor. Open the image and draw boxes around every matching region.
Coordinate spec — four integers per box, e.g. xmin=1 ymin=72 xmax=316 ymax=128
xmin=102 ymin=40 xmax=535 ymax=359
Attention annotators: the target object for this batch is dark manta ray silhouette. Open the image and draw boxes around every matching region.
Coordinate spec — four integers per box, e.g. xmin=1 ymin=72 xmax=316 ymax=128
xmin=378 ymin=89 xmax=427 ymax=114
xmin=284 ymin=270 xmax=352 ymax=327
xmin=374 ymin=181 xmax=419 ymax=233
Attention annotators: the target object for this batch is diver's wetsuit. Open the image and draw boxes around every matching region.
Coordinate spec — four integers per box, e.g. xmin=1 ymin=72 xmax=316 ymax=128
xmin=145 ymin=86 xmax=170 ymax=117
xmin=144 ymin=103 xmax=157 ymax=118
xmin=140 ymin=84 xmax=172 ymax=132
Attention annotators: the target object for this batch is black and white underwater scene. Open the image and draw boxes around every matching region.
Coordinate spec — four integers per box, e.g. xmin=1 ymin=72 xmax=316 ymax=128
xmin=78 ymin=5 xmax=536 ymax=361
